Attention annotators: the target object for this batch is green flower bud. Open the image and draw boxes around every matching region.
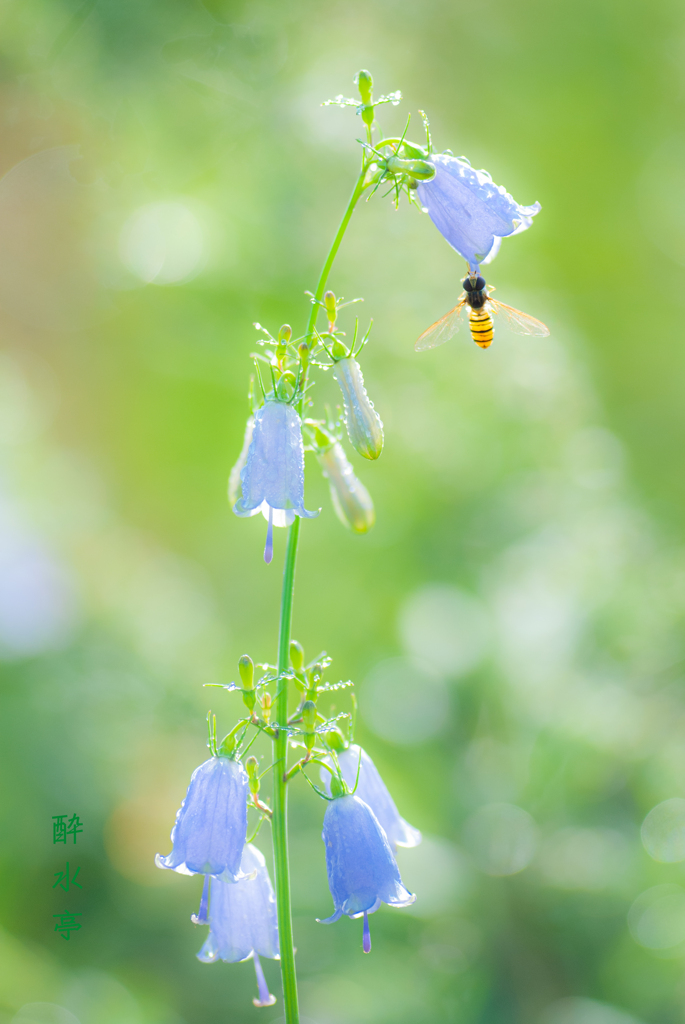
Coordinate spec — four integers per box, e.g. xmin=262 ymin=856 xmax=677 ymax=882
xmin=239 ymin=655 xmax=254 ymax=689
xmin=355 ymin=69 xmax=373 ymax=106
xmin=246 ymin=755 xmax=260 ymax=795
xmin=290 ymin=640 xmax=304 ymax=672
xmin=302 ymin=700 xmax=317 ymax=730
xmin=261 ymin=691 xmax=272 ymax=725
xmin=298 ymin=341 xmax=309 ymax=371
xmin=317 ymin=441 xmax=375 ymax=534
xmin=278 ymin=324 xmax=292 ymax=343
xmin=323 ymin=290 xmax=337 ymax=326
xmin=302 ymin=699 xmax=318 ymax=751
xmin=332 ymin=356 xmax=384 ymax=460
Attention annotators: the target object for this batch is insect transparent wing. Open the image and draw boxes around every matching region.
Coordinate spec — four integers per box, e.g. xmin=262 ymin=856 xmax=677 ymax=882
xmin=488 ymin=299 xmax=550 ymax=337
xmin=415 ymin=299 xmax=466 ymax=351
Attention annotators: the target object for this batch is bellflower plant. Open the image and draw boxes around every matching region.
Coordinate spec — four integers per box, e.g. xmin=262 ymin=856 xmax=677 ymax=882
xmin=157 ymin=69 xmax=542 ymax=1022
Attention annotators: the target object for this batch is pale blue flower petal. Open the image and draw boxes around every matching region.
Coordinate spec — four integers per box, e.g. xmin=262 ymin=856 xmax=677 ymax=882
xmin=417 ymin=154 xmax=540 ymax=272
xmin=197 ymin=844 xmax=279 ymax=963
xmin=233 ymin=399 xmax=319 ymax=520
xmin=318 ymin=795 xmax=415 ymax=923
xmin=321 ymin=744 xmax=421 ymax=850
xmin=155 ymin=756 xmax=248 ymax=881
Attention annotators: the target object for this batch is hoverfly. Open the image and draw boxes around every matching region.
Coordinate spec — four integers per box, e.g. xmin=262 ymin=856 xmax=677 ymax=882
xmin=415 ymin=273 xmax=549 ymax=351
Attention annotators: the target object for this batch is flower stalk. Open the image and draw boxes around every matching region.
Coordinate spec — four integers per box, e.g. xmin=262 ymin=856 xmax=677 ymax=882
xmin=271 ymin=138 xmax=372 ymax=1024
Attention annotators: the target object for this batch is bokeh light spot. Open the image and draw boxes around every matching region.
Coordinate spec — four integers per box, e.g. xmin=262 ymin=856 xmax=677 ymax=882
xmin=119 ymin=201 xmax=205 ymax=284
xmin=398 ymin=583 xmax=490 ymax=677
xmin=628 ymin=884 xmax=685 ymax=950
xmin=540 ymin=997 xmax=644 ymax=1024
xmin=361 ymin=656 xmax=449 ymax=745
xmin=462 ymin=802 xmax=538 ymax=876
xmin=641 ymin=798 xmax=685 ymax=862
xmin=11 ymin=1008 xmax=80 ymax=1024
xmin=395 ymin=836 xmax=471 ymax=916
xmin=540 ymin=827 xmax=630 ymax=891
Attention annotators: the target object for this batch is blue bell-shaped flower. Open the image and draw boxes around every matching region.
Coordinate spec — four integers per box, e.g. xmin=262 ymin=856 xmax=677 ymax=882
xmin=316 ymin=439 xmax=375 ymax=534
xmin=332 ymin=355 xmax=383 ymax=461
xmin=321 ymin=744 xmax=421 ymax=850
xmin=417 ymin=153 xmax=541 ymax=272
xmin=197 ymin=843 xmax=279 ymax=1007
xmin=233 ymin=398 xmax=319 ymax=563
xmin=155 ymin=756 xmax=249 ymax=882
xmin=318 ymin=793 xmax=415 ymax=952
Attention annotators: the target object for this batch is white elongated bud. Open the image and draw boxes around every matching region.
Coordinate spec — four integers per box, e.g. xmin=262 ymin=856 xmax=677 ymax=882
xmin=317 ymin=441 xmax=375 ymax=534
xmin=228 ymin=415 xmax=254 ymax=506
xmin=332 ymin=356 xmax=383 ymax=461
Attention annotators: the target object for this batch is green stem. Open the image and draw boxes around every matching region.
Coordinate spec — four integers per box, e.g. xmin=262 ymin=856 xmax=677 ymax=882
xmin=305 ymin=164 xmax=368 ymax=344
xmin=272 ymin=515 xmax=300 ymax=1024
xmin=271 ymin=156 xmax=368 ymax=1024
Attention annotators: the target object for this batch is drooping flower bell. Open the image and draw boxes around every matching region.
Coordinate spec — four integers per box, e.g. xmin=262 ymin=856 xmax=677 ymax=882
xmin=197 ymin=843 xmax=279 ymax=1008
xmin=155 ymin=755 xmax=249 ymax=882
xmin=330 ymin=342 xmax=383 ymax=461
xmin=318 ymin=787 xmax=415 ymax=952
xmin=314 ymin=427 xmax=375 ymax=534
xmin=321 ymin=741 xmax=420 ymax=850
xmin=233 ymin=397 xmax=319 ymax=563
xmin=417 ymin=153 xmax=541 ymax=273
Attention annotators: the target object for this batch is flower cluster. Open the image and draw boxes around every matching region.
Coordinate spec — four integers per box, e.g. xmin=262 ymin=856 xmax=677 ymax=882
xmin=229 ymin=291 xmax=385 ymax=559
xmin=156 ymin=645 xmax=421 ymax=1003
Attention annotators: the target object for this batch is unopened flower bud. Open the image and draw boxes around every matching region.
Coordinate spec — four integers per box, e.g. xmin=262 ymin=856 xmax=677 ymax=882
xmin=261 ymin=692 xmax=272 ymax=725
xmin=303 ymin=699 xmax=318 ymax=751
xmin=239 ymin=655 xmax=254 ymax=689
xmin=323 ymin=290 xmax=337 ymax=327
xmin=298 ymin=342 xmax=309 ymax=371
xmin=278 ymin=324 xmax=292 ymax=344
xmin=246 ymin=755 xmax=260 ymax=795
xmin=317 ymin=441 xmax=375 ymax=534
xmin=332 ymin=356 xmax=384 ymax=460
xmin=355 ymin=69 xmax=373 ymax=106
xmin=302 ymin=700 xmax=317 ymax=730
xmin=290 ymin=640 xmax=304 ymax=672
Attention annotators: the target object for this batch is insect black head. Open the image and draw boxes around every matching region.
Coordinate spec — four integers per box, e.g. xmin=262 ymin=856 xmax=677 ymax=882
xmin=462 ymin=275 xmax=486 ymax=293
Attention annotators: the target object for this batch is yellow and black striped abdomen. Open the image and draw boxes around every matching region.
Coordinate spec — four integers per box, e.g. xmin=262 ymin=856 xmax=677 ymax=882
xmin=468 ymin=307 xmax=494 ymax=349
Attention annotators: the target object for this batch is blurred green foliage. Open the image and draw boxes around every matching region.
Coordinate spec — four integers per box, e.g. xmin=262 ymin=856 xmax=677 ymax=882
xmin=1 ymin=1 xmax=685 ymax=1023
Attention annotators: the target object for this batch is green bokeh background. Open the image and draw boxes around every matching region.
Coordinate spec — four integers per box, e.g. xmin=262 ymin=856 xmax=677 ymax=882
xmin=1 ymin=1 xmax=685 ymax=1022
